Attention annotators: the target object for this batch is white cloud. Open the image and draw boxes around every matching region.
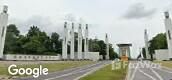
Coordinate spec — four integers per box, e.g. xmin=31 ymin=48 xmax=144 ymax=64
xmin=123 ymin=3 xmax=157 ymax=19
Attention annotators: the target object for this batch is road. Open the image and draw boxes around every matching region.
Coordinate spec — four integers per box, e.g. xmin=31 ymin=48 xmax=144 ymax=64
xmin=127 ymin=61 xmax=172 ymax=80
xmin=17 ymin=61 xmax=110 ymax=80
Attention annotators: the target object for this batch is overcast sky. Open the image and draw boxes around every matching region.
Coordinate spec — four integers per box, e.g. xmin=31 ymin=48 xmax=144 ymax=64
xmin=0 ymin=0 xmax=172 ymax=58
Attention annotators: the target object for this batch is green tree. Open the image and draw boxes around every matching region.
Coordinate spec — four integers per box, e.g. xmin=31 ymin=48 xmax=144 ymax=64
xmin=23 ymin=26 xmax=48 ymax=54
xmin=51 ymin=32 xmax=62 ymax=54
xmin=142 ymin=48 xmax=146 ymax=58
xmin=149 ymin=33 xmax=167 ymax=54
xmin=23 ymin=36 xmax=46 ymax=54
xmin=97 ymin=40 xmax=106 ymax=55
xmin=148 ymin=33 xmax=167 ymax=60
xmin=27 ymin=26 xmax=41 ymax=37
xmin=4 ymin=24 xmax=20 ymax=54
xmin=16 ymin=35 xmax=28 ymax=54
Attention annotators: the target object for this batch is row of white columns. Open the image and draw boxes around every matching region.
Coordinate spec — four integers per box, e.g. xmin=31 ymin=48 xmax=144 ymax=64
xmin=62 ymin=22 xmax=89 ymax=60
xmin=0 ymin=5 xmax=8 ymax=59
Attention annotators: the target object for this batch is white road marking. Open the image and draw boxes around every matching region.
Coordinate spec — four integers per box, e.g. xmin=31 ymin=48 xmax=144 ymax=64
xmin=129 ymin=62 xmax=139 ymax=80
xmin=138 ymin=69 xmax=156 ymax=80
xmin=150 ymin=68 xmax=163 ymax=80
xmin=44 ymin=68 xmax=92 ymax=80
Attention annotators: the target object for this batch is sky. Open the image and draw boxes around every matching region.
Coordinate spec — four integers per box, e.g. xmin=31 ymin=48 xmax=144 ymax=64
xmin=0 ymin=0 xmax=172 ymax=58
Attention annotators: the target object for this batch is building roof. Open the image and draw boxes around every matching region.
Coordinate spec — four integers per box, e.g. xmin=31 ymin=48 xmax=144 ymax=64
xmin=117 ymin=43 xmax=132 ymax=47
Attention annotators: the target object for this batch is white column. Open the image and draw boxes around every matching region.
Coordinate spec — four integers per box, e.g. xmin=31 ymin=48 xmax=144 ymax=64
xmin=62 ymin=22 xmax=68 ymax=59
xmin=70 ymin=23 xmax=75 ymax=59
xmin=84 ymin=24 xmax=89 ymax=59
xmin=0 ymin=5 xmax=8 ymax=59
xmin=140 ymin=48 xmax=143 ymax=61
xmin=78 ymin=24 xmax=82 ymax=59
xmin=144 ymin=29 xmax=151 ymax=59
xmin=164 ymin=12 xmax=172 ymax=59
xmin=105 ymin=33 xmax=109 ymax=60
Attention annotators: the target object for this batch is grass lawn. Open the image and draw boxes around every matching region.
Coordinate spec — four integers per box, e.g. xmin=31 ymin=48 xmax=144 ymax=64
xmin=80 ymin=62 xmax=127 ymax=80
xmin=0 ymin=61 xmax=94 ymax=77
xmin=154 ymin=61 xmax=172 ymax=68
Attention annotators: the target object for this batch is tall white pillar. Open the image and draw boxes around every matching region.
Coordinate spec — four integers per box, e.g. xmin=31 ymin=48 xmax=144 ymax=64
xmin=139 ymin=48 xmax=143 ymax=61
xmin=78 ymin=24 xmax=82 ymax=59
xmin=144 ymin=29 xmax=151 ymax=59
xmin=84 ymin=24 xmax=89 ymax=59
xmin=105 ymin=33 xmax=109 ymax=60
xmin=70 ymin=23 xmax=75 ymax=59
xmin=164 ymin=12 xmax=172 ymax=59
xmin=0 ymin=5 xmax=8 ymax=59
xmin=62 ymin=22 xmax=68 ymax=59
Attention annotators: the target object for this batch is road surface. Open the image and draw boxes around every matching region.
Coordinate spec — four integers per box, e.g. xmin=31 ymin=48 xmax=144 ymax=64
xmin=127 ymin=61 xmax=172 ymax=80
xmin=17 ymin=61 xmax=110 ymax=80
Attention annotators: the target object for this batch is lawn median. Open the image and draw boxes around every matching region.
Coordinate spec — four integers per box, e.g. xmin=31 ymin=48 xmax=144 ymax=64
xmin=80 ymin=61 xmax=128 ymax=80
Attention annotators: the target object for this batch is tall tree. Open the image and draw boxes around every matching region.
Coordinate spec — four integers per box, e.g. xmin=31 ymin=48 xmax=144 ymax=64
xmin=149 ymin=33 xmax=167 ymax=54
xmin=23 ymin=26 xmax=48 ymax=54
xmin=51 ymin=32 xmax=61 ymax=54
xmin=4 ymin=24 xmax=20 ymax=54
xmin=148 ymin=33 xmax=167 ymax=60
xmin=27 ymin=26 xmax=41 ymax=37
xmin=109 ymin=44 xmax=118 ymax=60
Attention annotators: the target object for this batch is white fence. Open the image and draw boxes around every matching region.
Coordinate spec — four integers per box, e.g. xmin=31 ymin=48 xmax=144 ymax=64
xmin=3 ymin=52 xmax=100 ymax=61
xmin=85 ymin=52 xmax=99 ymax=61
xmin=155 ymin=49 xmax=169 ymax=61
xmin=4 ymin=54 xmax=61 ymax=61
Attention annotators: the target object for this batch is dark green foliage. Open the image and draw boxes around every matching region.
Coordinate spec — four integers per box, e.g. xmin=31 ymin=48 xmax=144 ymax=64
xmin=50 ymin=32 xmax=62 ymax=54
xmin=149 ymin=33 xmax=167 ymax=54
xmin=109 ymin=44 xmax=118 ymax=60
xmin=4 ymin=25 xmax=61 ymax=55
xmin=4 ymin=24 xmax=118 ymax=59
xmin=142 ymin=48 xmax=146 ymax=58
xmin=4 ymin=24 xmax=20 ymax=54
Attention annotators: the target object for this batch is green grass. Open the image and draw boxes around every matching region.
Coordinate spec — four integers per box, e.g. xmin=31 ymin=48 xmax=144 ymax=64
xmin=80 ymin=62 xmax=127 ymax=80
xmin=154 ymin=61 xmax=172 ymax=68
xmin=0 ymin=61 xmax=94 ymax=77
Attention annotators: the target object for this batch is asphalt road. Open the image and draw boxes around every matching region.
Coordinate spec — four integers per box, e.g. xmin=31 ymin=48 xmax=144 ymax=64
xmin=127 ymin=61 xmax=172 ymax=80
xmin=17 ymin=61 xmax=110 ymax=80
